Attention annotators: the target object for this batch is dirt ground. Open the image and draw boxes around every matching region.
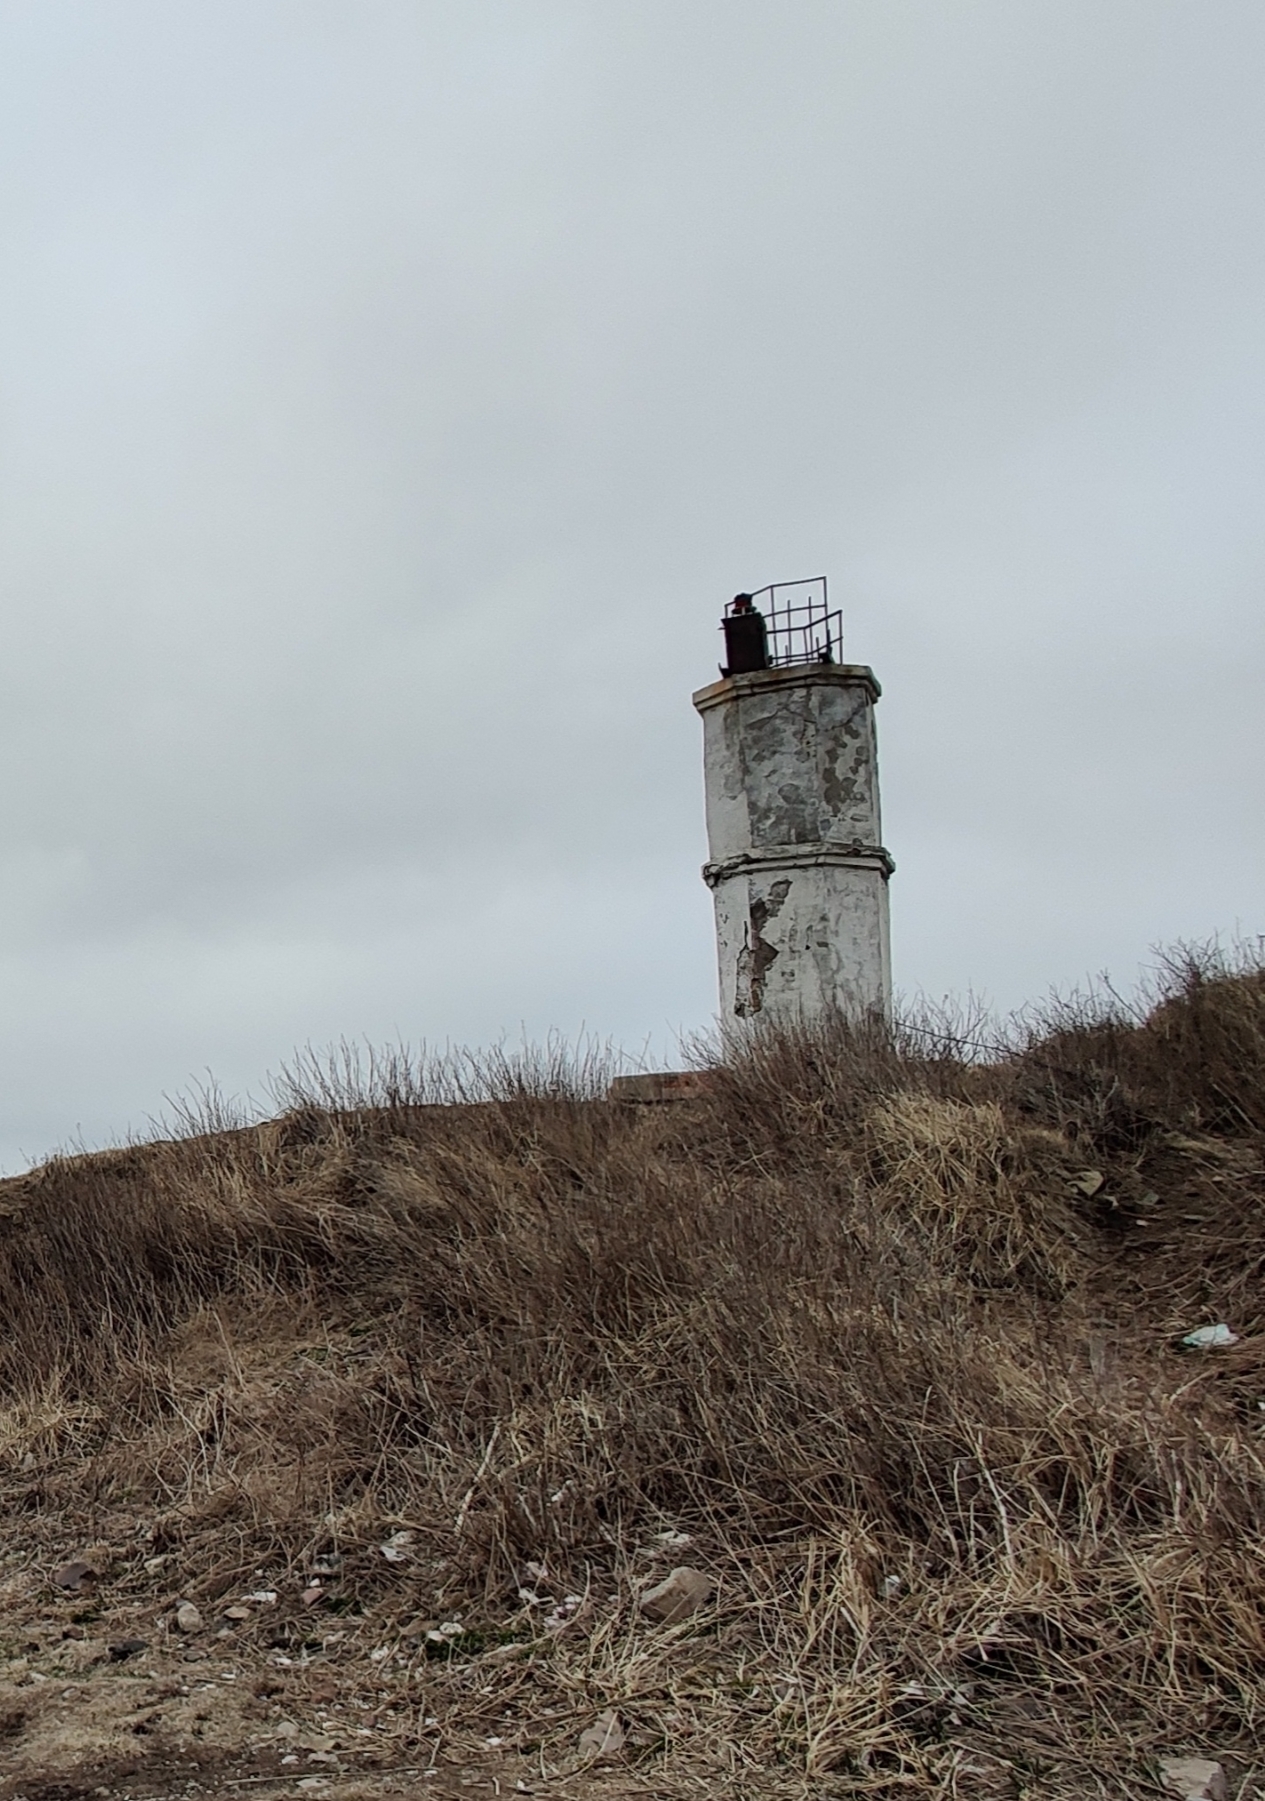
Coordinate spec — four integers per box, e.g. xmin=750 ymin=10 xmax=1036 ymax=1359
xmin=0 ymin=1638 xmax=700 ymax=1801
xmin=0 ymin=1558 xmax=780 ymax=1801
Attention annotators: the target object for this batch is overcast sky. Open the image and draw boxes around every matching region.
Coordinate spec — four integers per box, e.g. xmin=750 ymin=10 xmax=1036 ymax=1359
xmin=1 ymin=1 xmax=1263 ymax=1167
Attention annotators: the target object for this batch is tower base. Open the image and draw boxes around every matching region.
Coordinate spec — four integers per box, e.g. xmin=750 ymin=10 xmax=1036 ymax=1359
xmin=705 ymin=847 xmax=892 ymax=1023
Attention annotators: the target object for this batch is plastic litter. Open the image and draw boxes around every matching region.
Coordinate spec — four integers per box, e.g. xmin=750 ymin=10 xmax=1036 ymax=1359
xmin=1067 ymin=1169 xmax=1105 ymax=1198
xmin=1181 ymin=1324 xmax=1239 ymax=1349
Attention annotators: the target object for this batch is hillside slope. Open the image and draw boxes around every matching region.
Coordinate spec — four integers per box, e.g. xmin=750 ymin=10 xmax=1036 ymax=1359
xmin=0 ymin=952 xmax=1262 ymax=1800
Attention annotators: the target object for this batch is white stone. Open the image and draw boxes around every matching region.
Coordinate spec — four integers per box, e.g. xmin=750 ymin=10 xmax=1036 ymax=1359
xmin=694 ymin=662 xmax=892 ymax=1023
xmin=639 ymin=1565 xmax=714 ymax=1623
xmin=578 ymin=1708 xmax=624 ymax=1760
xmin=1159 ymin=1758 xmax=1228 ymax=1801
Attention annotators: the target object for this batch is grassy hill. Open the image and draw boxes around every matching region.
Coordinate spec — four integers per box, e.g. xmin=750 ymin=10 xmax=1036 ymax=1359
xmin=0 ymin=948 xmax=1262 ymax=1799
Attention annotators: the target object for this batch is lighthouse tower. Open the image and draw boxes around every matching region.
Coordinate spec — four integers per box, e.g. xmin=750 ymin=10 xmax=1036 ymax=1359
xmin=693 ymin=580 xmax=893 ymax=1025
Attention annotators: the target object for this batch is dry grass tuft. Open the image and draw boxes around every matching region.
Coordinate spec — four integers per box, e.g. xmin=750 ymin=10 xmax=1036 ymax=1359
xmin=0 ymin=946 xmax=1263 ymax=1795
xmin=866 ymin=1094 xmax=1086 ymax=1294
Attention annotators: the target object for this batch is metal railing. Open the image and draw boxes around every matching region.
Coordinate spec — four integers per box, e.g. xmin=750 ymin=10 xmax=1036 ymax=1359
xmin=724 ymin=576 xmax=841 ymax=669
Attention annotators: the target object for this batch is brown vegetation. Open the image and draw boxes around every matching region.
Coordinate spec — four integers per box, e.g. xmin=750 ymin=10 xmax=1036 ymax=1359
xmin=0 ymin=945 xmax=1263 ymax=1797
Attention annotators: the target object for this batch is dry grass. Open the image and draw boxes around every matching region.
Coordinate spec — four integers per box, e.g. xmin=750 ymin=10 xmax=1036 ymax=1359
xmin=0 ymin=946 xmax=1263 ymax=1796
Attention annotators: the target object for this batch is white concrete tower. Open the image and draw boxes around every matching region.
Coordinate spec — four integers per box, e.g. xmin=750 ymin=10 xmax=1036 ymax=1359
xmin=693 ymin=580 xmax=893 ymax=1025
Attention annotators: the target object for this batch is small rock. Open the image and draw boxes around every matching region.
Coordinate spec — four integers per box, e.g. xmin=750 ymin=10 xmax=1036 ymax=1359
xmin=223 ymin=1605 xmax=251 ymax=1621
xmin=182 ymin=1647 xmax=208 ymax=1663
xmin=578 ymin=1708 xmax=624 ymax=1761
xmin=1159 ymin=1758 xmax=1228 ymax=1801
xmin=51 ymin=1559 xmax=97 ymax=1594
xmin=543 ymin=1593 xmax=588 ymax=1634
xmin=108 ymin=1638 xmax=149 ymax=1662
xmin=174 ymin=1601 xmax=204 ymax=1633
xmin=302 ymin=1585 xmax=325 ymax=1607
xmin=639 ymin=1566 xmax=714 ymax=1624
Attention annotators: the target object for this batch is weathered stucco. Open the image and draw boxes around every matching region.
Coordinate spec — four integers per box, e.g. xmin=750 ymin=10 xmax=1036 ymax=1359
xmin=693 ymin=664 xmax=892 ymax=1023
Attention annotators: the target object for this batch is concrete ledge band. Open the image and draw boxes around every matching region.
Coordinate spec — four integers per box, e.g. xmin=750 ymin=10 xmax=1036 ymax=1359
xmin=692 ymin=662 xmax=881 ymax=715
xmin=702 ymin=842 xmax=896 ymax=890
